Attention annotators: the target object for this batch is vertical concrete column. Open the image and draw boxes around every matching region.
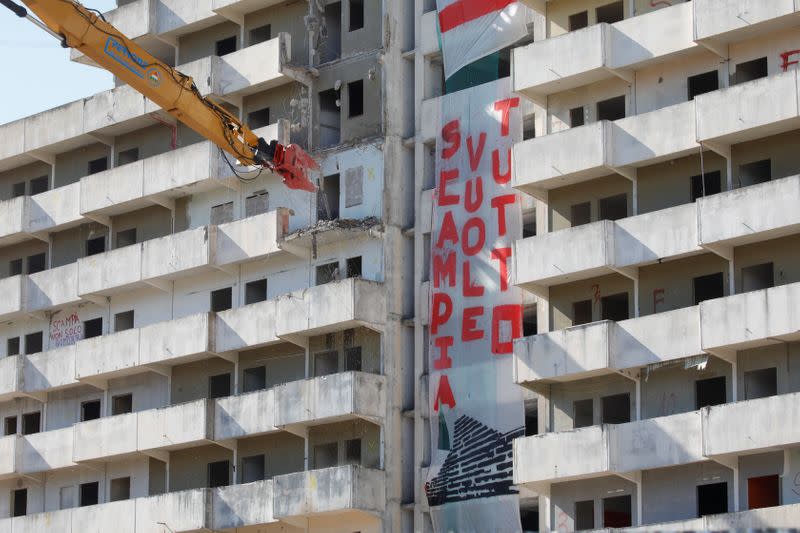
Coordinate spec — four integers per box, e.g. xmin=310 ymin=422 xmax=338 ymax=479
xmin=538 ymin=483 xmax=552 ymax=533
xmin=536 ymin=286 xmax=550 ymax=334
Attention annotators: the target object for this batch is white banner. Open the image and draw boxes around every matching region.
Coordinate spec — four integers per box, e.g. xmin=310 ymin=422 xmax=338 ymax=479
xmin=425 ymin=78 xmax=525 ymax=532
xmin=436 ymin=0 xmax=528 ymax=79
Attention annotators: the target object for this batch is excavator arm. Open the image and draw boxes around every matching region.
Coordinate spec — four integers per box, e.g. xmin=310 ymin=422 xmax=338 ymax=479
xmin=1 ymin=0 xmax=318 ymax=192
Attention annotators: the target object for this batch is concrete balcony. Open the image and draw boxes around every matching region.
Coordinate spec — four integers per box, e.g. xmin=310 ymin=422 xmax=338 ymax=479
xmin=700 ymin=281 xmax=800 ymax=356
xmin=514 ymin=411 xmax=704 ymax=487
xmin=513 ymin=3 xmax=695 ymax=101
xmin=693 ymin=0 xmax=800 ymax=45
xmin=696 ymin=70 xmax=800 ymax=146
xmin=137 ymin=399 xmax=213 ymax=453
xmin=513 ymin=203 xmax=700 ymax=290
xmin=80 ymin=123 xmax=285 ymax=217
xmin=0 ymin=196 xmax=27 ymax=247
xmin=513 ymin=101 xmax=697 ymax=196
xmin=0 ymin=275 xmax=25 ymax=322
xmin=275 ymin=372 xmax=386 ymax=432
xmin=73 ymin=412 xmax=138 ymax=463
xmin=704 ymin=391 xmax=800 ymax=458
xmin=625 ymin=504 xmax=800 ymax=532
xmin=214 ymin=388 xmax=278 ymax=441
xmin=212 ymin=480 xmax=277 ymax=530
xmin=0 ymin=356 xmax=20 ymax=402
xmin=273 ymin=466 xmax=385 ymax=523
xmin=26 ymin=263 xmax=82 ymax=314
xmin=698 ymin=175 xmax=800 ymax=252
xmin=77 ymin=212 xmax=289 ymax=298
xmin=17 ymin=427 xmax=75 ymax=475
xmin=75 ymin=312 xmax=214 ymax=385
xmin=21 ymin=345 xmax=79 ymax=397
xmin=0 ymin=436 xmax=16 ymax=480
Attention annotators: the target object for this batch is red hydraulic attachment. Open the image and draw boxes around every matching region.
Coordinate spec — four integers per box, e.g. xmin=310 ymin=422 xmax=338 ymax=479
xmin=271 ymin=143 xmax=320 ymax=192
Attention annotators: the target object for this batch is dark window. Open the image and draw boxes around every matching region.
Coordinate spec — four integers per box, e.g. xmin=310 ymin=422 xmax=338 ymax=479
xmin=9 ymin=259 xmax=22 ymax=276
xmin=80 ymin=481 xmax=99 ymax=507
xmin=116 ymin=228 xmax=137 ymax=248
xmin=88 ymin=157 xmax=108 ymax=175
xmin=27 ymin=253 xmax=46 ymax=274
xmin=243 ymin=366 xmax=267 ymax=393
xmin=349 ymin=0 xmax=364 ymax=31
xmin=574 ymin=399 xmax=594 ymax=428
xmin=601 ymin=292 xmax=629 ymax=322
xmin=110 ymin=477 xmax=131 ymax=502
xmin=22 ymin=411 xmax=41 ymax=435
xmin=596 ymin=1 xmax=624 ymax=24
xmin=242 ymin=454 xmax=265 ymax=483
xmin=688 ymin=71 xmax=719 ymax=100
xmin=117 ymin=148 xmax=139 ymax=166
xmin=29 ymin=176 xmax=48 ymax=195
xmin=739 ymin=159 xmax=772 ymax=187
xmin=524 ymin=402 xmax=538 ymax=437
xmin=346 ymin=256 xmax=362 ymax=278
xmin=696 ymin=376 xmax=726 ymax=409
xmin=691 ymin=171 xmax=722 ymax=202
xmin=523 ymin=212 xmax=536 ymax=238
xmin=249 ymin=24 xmax=271 ymax=46
xmin=315 ymin=350 xmax=338 ymax=376
xmin=319 ymin=88 xmax=342 ymax=148
xmin=693 ymin=272 xmax=724 ymax=304
xmin=314 ymin=442 xmax=338 ymax=469
xmin=345 ymin=347 xmax=362 ymax=371
xmin=245 ymin=190 xmax=269 ymax=217
xmin=245 ymin=279 xmax=268 ymax=305
xmin=570 ymin=106 xmax=585 ymax=127
xmin=499 ymin=48 xmax=511 ymax=78
xmin=215 ymin=36 xmax=237 ymax=56
xmin=24 ymin=332 xmax=43 ymax=355
xmin=247 ymin=108 xmax=271 ymax=130
xmin=520 ymin=509 xmax=539 ymax=532
xmin=741 ymin=263 xmax=774 ymax=293
xmin=208 ymin=460 xmax=231 ymax=488
xmin=522 ymin=307 xmax=537 ymax=337
xmin=601 ymin=393 xmax=630 ymax=424
xmin=568 ymin=11 xmax=588 ymax=31
xmin=211 ymin=201 xmax=234 ymax=225
xmin=599 ymin=194 xmax=627 ymax=221
xmin=697 ymin=482 xmax=728 ymax=517
xmin=523 ymin=115 xmax=536 ymax=140
xmin=86 ymin=236 xmax=106 ymax=257
xmin=211 ymin=288 xmax=233 ymax=312
xmin=114 ymin=310 xmax=135 ymax=332
xmin=318 ymin=174 xmax=340 ymax=221
xmin=81 ymin=400 xmax=101 ymax=422
xmin=575 ymin=499 xmax=595 ymax=530
xmin=573 ymin=299 xmax=593 ymax=326
xmin=321 ymin=2 xmax=342 ymax=63
xmin=12 ymin=489 xmax=27 ymax=517
xmin=345 ymin=438 xmax=361 ymax=464
xmin=4 ymin=416 xmax=17 ymax=436
xmin=7 ymin=337 xmax=20 ymax=356
xmin=83 ymin=318 xmax=103 ymax=339
xmin=748 ymin=474 xmax=779 ymax=510
xmin=596 ymin=95 xmax=626 ymax=121
xmin=208 ymin=373 xmax=231 ymax=399
xmin=348 ymin=80 xmax=364 ymax=117
xmin=112 ymin=394 xmax=133 ymax=415
xmin=11 ymin=182 xmax=26 ymax=198
xmin=744 ymin=367 xmax=777 ymax=400
xmin=735 ymin=57 xmax=768 ymax=85
xmin=571 ymin=202 xmax=591 ymax=227
xmin=316 ymin=262 xmax=339 ymax=285
xmin=603 ymin=494 xmax=632 ymax=527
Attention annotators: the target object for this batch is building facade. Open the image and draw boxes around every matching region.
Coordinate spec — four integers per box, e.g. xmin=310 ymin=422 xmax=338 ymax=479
xmin=0 ymin=0 xmax=417 ymax=531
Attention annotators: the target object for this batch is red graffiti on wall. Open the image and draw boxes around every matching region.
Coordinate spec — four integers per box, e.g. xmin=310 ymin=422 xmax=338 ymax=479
xmin=649 ymin=0 xmax=672 ymax=7
xmin=781 ymin=50 xmax=800 ymax=72
xmin=591 ymin=284 xmax=602 ymax=305
xmin=653 ymin=288 xmax=665 ymax=312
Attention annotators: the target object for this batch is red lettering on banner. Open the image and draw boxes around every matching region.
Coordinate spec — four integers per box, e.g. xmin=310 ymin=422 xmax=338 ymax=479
xmin=464 ymin=177 xmax=483 ymax=213
xmin=494 ymin=98 xmax=520 ymax=137
xmin=467 ymin=133 xmax=487 ymax=171
xmin=491 ymin=194 xmax=516 ymax=236
xmin=781 ymin=50 xmax=800 ymax=72
xmin=492 ymin=148 xmax=512 ymax=184
xmin=492 ymin=304 xmax=523 ymax=354
xmin=462 ymin=306 xmax=485 ymax=342
xmin=462 ymin=217 xmax=485 ymax=256
xmin=433 ymin=251 xmax=456 ymax=289
xmin=442 ymin=120 xmax=461 ymax=159
xmin=462 ymin=261 xmax=485 ymax=298
xmin=433 ymin=336 xmax=454 ymax=370
xmin=491 ymin=248 xmax=512 ymax=292
xmin=433 ymin=374 xmax=456 ymax=412
xmin=438 ymin=168 xmax=460 ymax=206
xmin=431 ymin=293 xmax=453 ymax=335
xmin=436 ymin=211 xmax=459 ymax=248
